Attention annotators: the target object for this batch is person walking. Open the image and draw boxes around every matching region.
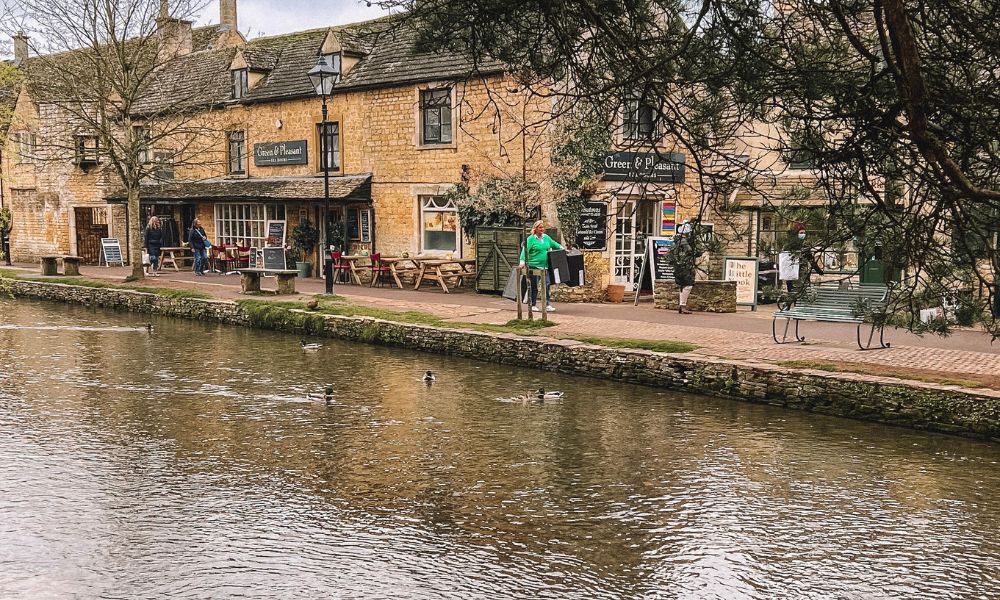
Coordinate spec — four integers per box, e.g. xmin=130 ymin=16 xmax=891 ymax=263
xmin=143 ymin=216 xmax=164 ymax=277
xmin=518 ymin=219 xmax=562 ymax=313
xmin=188 ymin=218 xmax=209 ymax=276
xmin=778 ymin=226 xmax=824 ymax=302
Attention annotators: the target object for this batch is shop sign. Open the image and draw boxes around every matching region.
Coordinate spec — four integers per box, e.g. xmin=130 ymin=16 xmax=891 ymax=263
xmin=723 ymin=256 xmax=760 ymax=308
xmin=575 ymin=202 xmax=608 ymax=250
xmin=254 ymin=140 xmax=308 ymax=166
xmin=601 ymin=151 xmax=685 ymax=183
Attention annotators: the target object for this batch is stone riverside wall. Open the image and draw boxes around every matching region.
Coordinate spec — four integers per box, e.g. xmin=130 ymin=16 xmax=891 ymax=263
xmin=654 ymin=280 xmax=738 ymax=312
xmin=7 ymin=279 xmax=1000 ymax=442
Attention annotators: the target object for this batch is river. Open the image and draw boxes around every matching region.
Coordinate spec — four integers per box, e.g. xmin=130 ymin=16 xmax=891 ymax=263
xmin=1 ymin=299 xmax=998 ymax=599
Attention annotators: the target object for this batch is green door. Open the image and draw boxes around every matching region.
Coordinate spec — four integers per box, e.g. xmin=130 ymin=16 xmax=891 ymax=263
xmin=859 ymin=259 xmax=886 ymax=284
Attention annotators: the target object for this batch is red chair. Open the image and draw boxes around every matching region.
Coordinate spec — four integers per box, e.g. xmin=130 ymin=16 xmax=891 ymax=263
xmin=236 ymin=246 xmax=251 ymax=269
xmin=215 ymin=245 xmax=239 ymax=275
xmin=330 ymin=250 xmax=352 ymax=284
xmin=369 ymin=253 xmax=391 ymax=287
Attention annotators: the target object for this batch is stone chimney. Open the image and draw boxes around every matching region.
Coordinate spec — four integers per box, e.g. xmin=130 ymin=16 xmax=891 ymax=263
xmin=159 ymin=0 xmax=169 ymax=20
xmin=157 ymin=17 xmax=193 ymax=60
xmin=13 ymin=32 xmax=28 ymax=66
xmin=220 ymin=0 xmax=237 ymax=33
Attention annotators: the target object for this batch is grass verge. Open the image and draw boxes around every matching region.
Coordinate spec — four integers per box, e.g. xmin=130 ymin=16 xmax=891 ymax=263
xmin=3 ymin=272 xmax=212 ymax=300
xmin=777 ymin=360 xmax=993 ymax=390
xmin=567 ymin=336 xmax=698 ymax=353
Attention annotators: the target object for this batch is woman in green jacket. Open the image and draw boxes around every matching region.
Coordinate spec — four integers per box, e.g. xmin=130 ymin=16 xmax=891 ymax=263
xmin=519 ymin=219 xmax=562 ymax=312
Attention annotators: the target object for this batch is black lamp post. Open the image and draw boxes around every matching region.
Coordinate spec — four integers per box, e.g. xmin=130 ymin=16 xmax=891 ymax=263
xmin=308 ymin=55 xmax=338 ymax=293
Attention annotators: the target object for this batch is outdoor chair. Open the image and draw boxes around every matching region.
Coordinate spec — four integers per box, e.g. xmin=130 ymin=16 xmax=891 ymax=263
xmin=369 ymin=253 xmax=392 ymax=287
xmin=330 ymin=250 xmax=353 ymax=284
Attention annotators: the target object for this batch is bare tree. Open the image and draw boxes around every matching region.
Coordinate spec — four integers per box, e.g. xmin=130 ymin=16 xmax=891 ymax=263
xmin=3 ymin=0 xmax=232 ymax=279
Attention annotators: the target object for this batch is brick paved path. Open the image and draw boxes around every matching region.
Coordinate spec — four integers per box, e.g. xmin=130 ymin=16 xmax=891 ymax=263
xmin=10 ymin=264 xmax=999 ymax=389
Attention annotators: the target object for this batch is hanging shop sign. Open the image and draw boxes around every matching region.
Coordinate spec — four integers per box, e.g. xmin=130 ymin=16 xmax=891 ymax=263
xmin=601 ymin=151 xmax=685 ymax=183
xmin=575 ymin=202 xmax=609 ymax=250
xmin=253 ymin=140 xmax=308 ymax=166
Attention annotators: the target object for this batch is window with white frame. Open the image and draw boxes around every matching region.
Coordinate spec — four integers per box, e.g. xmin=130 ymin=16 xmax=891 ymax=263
xmin=231 ymin=68 xmax=249 ymax=99
xmin=214 ymin=203 xmax=286 ymax=247
xmin=133 ymin=125 xmax=151 ymax=164
xmin=419 ymin=195 xmax=459 ymax=253
xmin=623 ymin=96 xmax=658 ymax=141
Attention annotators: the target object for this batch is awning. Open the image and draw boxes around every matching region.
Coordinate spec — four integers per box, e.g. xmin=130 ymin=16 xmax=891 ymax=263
xmin=105 ymin=174 xmax=372 ymax=204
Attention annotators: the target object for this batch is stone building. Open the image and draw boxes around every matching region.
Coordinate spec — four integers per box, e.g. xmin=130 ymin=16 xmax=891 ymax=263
xmin=1 ymin=0 xmax=719 ymax=299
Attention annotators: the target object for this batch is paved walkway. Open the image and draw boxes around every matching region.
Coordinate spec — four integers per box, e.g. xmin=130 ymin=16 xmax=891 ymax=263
xmin=7 ymin=263 xmax=999 ymax=391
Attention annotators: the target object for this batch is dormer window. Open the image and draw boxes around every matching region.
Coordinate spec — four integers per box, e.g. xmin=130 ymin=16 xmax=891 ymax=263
xmin=74 ymin=134 xmax=100 ymax=168
xmin=231 ymin=68 xmax=249 ymax=99
xmin=320 ymin=53 xmax=342 ymax=82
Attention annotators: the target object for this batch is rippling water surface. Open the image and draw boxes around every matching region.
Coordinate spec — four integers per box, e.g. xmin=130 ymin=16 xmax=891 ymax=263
xmin=1 ymin=299 xmax=999 ymax=599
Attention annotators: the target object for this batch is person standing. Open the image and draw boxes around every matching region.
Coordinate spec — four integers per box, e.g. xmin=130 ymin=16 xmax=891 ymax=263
xmin=671 ymin=223 xmax=702 ymax=314
xmin=143 ymin=216 xmax=164 ymax=277
xmin=518 ymin=219 xmax=562 ymax=313
xmin=188 ymin=218 xmax=209 ymax=276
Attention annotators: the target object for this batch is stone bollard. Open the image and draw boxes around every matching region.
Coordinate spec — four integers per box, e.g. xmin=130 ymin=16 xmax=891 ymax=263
xmin=63 ymin=256 xmax=82 ymax=276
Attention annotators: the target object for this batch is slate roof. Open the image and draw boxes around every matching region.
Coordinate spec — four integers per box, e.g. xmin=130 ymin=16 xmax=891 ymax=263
xmin=0 ymin=69 xmax=18 ymax=137
xmin=130 ymin=46 xmax=236 ymax=115
xmin=336 ymin=22 xmax=504 ymax=92
xmin=236 ymin=28 xmax=330 ymax=103
xmin=106 ymin=174 xmax=372 ymax=203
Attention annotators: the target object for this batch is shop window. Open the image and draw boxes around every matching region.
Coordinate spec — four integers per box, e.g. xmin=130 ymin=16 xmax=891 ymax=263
xmin=231 ymin=68 xmax=249 ymax=99
xmin=228 ymin=130 xmax=246 ymax=174
xmin=623 ymin=97 xmax=658 ymax=141
xmin=420 ymin=88 xmax=453 ymax=145
xmin=317 ymin=122 xmax=340 ymax=172
xmin=419 ymin=195 xmax=459 ymax=253
xmin=214 ymin=203 xmax=286 ymax=247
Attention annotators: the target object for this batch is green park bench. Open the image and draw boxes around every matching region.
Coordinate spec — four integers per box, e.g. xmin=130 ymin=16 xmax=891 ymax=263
xmin=773 ymin=282 xmax=891 ymax=350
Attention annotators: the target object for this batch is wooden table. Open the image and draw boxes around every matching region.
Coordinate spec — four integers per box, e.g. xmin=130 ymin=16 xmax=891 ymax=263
xmin=237 ymin=268 xmax=299 ymax=295
xmin=159 ymin=246 xmax=192 ymax=272
xmin=380 ymin=257 xmax=421 ymax=289
xmin=414 ymin=258 xmax=477 ymax=293
xmin=333 ymin=254 xmax=370 ymax=285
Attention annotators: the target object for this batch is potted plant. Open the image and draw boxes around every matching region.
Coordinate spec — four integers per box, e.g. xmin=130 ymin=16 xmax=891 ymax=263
xmin=326 ymin=219 xmax=347 ymax=252
xmin=290 ymin=219 xmax=320 ymax=278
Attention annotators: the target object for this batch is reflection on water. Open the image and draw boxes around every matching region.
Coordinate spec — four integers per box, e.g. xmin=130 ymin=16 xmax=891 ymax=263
xmin=1 ymin=299 xmax=999 ymax=599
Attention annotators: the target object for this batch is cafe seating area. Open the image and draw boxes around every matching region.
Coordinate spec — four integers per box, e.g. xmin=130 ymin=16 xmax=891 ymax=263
xmin=328 ymin=252 xmax=477 ymax=293
xmin=158 ymin=244 xmax=478 ymax=294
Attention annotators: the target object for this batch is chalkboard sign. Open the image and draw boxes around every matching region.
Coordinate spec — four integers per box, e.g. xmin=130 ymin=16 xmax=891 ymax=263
xmin=648 ymin=237 xmax=674 ymax=283
xmin=265 ymin=220 xmax=286 ymax=246
xmin=346 ymin=209 xmax=359 ymax=240
xmin=100 ymin=238 xmax=124 ymax=266
xmin=248 ymin=246 xmax=258 ymax=269
xmin=360 ymin=209 xmax=371 ymax=243
xmin=575 ymin=202 xmax=608 ymax=250
xmin=262 ymin=246 xmax=286 ymax=270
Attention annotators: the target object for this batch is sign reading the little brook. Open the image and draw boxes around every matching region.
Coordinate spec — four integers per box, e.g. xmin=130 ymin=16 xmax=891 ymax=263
xmin=723 ymin=256 xmax=759 ymax=309
xmin=254 ymin=140 xmax=308 ymax=166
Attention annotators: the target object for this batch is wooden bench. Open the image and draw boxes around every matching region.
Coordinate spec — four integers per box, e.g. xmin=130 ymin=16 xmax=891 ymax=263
xmin=773 ymin=282 xmax=891 ymax=349
xmin=237 ymin=268 xmax=299 ymax=295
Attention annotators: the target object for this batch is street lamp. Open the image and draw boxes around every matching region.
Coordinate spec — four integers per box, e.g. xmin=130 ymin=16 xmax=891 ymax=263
xmin=308 ymin=54 xmax=338 ymax=293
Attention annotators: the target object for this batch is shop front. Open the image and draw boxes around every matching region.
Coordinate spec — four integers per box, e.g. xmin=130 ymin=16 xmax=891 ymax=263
xmin=600 ymin=151 xmax=687 ymax=293
xmin=106 ymin=175 xmax=372 ymax=270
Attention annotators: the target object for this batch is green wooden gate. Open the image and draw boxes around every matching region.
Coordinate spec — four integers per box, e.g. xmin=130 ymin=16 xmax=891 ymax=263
xmin=475 ymin=227 xmax=526 ymax=293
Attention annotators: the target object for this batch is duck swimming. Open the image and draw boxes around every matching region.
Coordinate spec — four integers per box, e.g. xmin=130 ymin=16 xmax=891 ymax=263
xmin=307 ymin=385 xmax=335 ymax=403
xmin=423 ymin=370 xmax=436 ymax=382
xmin=301 ymin=340 xmax=323 ymax=350
xmin=536 ymin=388 xmax=564 ymax=400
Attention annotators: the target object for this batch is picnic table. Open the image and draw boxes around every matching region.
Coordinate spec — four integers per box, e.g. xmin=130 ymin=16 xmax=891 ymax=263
xmin=413 ymin=258 xmax=477 ymax=293
xmin=380 ymin=257 xmax=421 ymax=289
xmin=159 ymin=246 xmax=192 ymax=271
xmin=331 ymin=254 xmax=368 ymax=285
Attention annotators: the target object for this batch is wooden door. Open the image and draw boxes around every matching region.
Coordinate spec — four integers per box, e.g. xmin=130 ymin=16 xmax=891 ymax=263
xmin=74 ymin=207 xmax=108 ymax=264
